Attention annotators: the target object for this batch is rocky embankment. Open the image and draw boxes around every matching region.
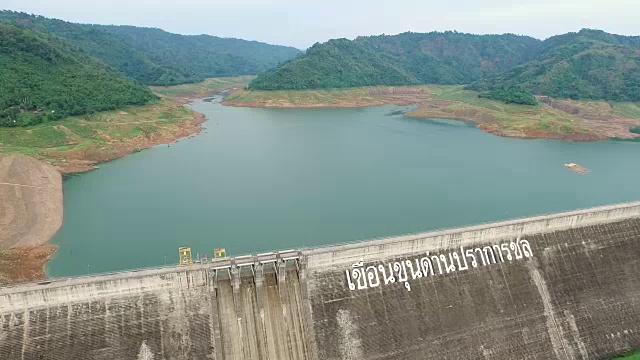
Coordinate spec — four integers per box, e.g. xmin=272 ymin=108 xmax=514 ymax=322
xmin=0 ymin=154 xmax=63 ymax=283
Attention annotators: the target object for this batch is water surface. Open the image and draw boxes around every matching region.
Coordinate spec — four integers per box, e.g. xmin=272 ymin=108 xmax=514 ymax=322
xmin=47 ymin=98 xmax=640 ymax=276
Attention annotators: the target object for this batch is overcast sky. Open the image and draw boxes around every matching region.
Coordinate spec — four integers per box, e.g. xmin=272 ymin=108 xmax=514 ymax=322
xmin=3 ymin=0 xmax=639 ymax=49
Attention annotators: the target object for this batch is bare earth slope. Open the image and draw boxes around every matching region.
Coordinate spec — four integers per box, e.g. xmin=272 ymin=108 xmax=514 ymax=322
xmin=0 ymin=154 xmax=62 ymax=249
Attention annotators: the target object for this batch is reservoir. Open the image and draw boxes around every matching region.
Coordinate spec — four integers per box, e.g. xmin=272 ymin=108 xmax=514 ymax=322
xmin=47 ymin=98 xmax=640 ymax=277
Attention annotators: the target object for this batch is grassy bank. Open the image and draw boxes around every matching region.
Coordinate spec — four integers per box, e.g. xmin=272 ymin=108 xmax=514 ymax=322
xmin=410 ymin=86 xmax=590 ymax=138
xmin=613 ymin=351 xmax=640 ymax=359
xmin=0 ymin=98 xmax=203 ymax=173
xmin=151 ymin=75 xmax=254 ymax=99
xmin=225 ymin=86 xmax=389 ymax=106
xmin=224 ymin=85 xmax=640 ymax=141
xmin=0 ymin=76 xmax=257 ymax=172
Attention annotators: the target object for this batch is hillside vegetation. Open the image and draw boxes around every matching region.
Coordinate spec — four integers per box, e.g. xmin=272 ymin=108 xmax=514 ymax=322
xmin=97 ymin=26 xmax=300 ymax=83
xmin=0 ymin=23 xmax=156 ymax=127
xmin=468 ymin=29 xmax=640 ymax=101
xmin=0 ymin=11 xmax=301 ymax=85
xmin=0 ymin=98 xmax=202 ymax=173
xmin=478 ymin=86 xmax=538 ymax=105
xmin=249 ymin=29 xmax=640 ymax=102
xmin=249 ymin=32 xmax=539 ymax=90
xmin=248 ymin=38 xmax=420 ymax=90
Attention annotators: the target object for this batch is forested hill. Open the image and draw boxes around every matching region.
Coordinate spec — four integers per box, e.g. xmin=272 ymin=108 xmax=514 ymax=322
xmin=468 ymin=29 xmax=640 ymax=101
xmin=249 ymin=38 xmax=422 ymax=90
xmin=248 ymin=32 xmax=541 ymax=90
xmin=0 ymin=11 xmax=301 ymax=86
xmin=94 ymin=26 xmax=301 ymax=81
xmin=250 ymin=29 xmax=640 ymax=102
xmin=0 ymin=23 xmax=156 ymax=126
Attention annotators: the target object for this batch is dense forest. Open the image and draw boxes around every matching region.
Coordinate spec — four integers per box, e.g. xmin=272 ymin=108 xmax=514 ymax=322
xmin=0 ymin=23 xmax=157 ymax=126
xmin=248 ymin=39 xmax=420 ymax=90
xmin=0 ymin=11 xmax=301 ymax=86
xmin=478 ymin=86 xmax=538 ymax=105
xmin=250 ymin=29 xmax=640 ymax=102
xmin=95 ymin=26 xmax=301 ymax=82
xmin=468 ymin=29 xmax=640 ymax=101
xmin=249 ymin=32 xmax=540 ymax=90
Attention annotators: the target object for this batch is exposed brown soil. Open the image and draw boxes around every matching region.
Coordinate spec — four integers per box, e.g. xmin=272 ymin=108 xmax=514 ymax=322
xmin=51 ymin=111 xmax=205 ymax=174
xmin=0 ymin=154 xmax=63 ymax=284
xmin=0 ymin=154 xmax=63 ymax=249
xmin=477 ymin=124 xmax=606 ymax=141
xmin=536 ymin=97 xmax=640 ymax=140
xmin=224 ymin=87 xmax=640 ymax=141
xmin=0 ymin=245 xmax=56 ymax=285
xmin=0 ymin=98 xmax=208 ymax=285
xmin=169 ymin=86 xmax=245 ymax=105
xmin=222 ymin=88 xmax=419 ymax=109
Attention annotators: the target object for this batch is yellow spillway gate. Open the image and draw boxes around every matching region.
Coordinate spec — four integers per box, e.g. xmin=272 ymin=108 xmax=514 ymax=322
xmin=214 ymin=248 xmax=227 ymax=259
xmin=178 ymin=247 xmax=193 ymax=265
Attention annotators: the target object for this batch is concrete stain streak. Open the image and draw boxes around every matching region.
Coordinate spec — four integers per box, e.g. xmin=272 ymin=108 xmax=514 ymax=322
xmin=565 ymin=310 xmax=590 ymax=359
xmin=526 ymin=258 xmax=573 ymax=360
xmin=336 ymin=309 xmax=363 ymax=360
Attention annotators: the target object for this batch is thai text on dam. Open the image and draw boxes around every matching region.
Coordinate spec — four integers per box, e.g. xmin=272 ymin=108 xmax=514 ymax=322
xmin=345 ymin=238 xmax=533 ymax=292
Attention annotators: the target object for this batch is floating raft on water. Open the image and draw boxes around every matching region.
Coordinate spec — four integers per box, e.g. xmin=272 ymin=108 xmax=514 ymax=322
xmin=565 ymin=163 xmax=590 ymax=174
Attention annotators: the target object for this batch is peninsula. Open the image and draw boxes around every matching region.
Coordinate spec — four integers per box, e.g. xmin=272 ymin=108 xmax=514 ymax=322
xmin=223 ymin=85 xmax=640 ymax=141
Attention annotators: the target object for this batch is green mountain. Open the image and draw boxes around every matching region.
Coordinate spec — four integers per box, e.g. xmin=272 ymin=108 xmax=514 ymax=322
xmin=250 ymin=29 xmax=640 ymax=102
xmin=248 ymin=31 xmax=541 ymax=90
xmin=248 ymin=38 xmax=420 ymax=90
xmin=0 ymin=11 xmax=301 ymax=85
xmin=0 ymin=23 xmax=157 ymax=126
xmin=95 ymin=25 xmax=301 ymax=82
xmin=0 ymin=11 xmax=186 ymax=85
xmin=468 ymin=29 xmax=640 ymax=101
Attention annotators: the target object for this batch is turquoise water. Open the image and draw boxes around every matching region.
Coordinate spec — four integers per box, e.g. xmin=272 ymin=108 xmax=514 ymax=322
xmin=47 ymin=98 xmax=640 ymax=277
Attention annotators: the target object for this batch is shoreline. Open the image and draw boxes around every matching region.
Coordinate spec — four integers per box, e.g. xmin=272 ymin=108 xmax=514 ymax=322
xmin=222 ymin=86 xmax=640 ymax=142
xmin=222 ymin=99 xmax=610 ymax=141
xmin=54 ymin=106 xmax=207 ymax=175
xmin=0 ymin=154 xmax=63 ymax=285
xmin=223 ymin=99 xmax=606 ymax=141
xmin=0 ymin=93 xmax=219 ymax=285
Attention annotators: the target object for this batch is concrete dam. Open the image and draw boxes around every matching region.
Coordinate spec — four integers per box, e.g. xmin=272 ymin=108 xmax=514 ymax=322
xmin=2 ymin=202 xmax=640 ymax=360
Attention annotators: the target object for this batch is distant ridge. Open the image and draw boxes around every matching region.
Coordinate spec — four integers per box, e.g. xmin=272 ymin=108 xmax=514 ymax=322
xmin=249 ymin=29 xmax=640 ymax=102
xmin=248 ymin=31 xmax=541 ymax=90
xmin=468 ymin=29 xmax=640 ymax=101
xmin=0 ymin=23 xmax=156 ymax=126
xmin=0 ymin=11 xmax=301 ymax=86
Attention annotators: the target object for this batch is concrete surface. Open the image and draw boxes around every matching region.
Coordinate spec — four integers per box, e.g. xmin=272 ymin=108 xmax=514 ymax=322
xmin=2 ymin=202 xmax=640 ymax=359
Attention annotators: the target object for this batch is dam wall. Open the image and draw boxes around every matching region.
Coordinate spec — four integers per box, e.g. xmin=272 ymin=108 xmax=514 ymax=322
xmin=2 ymin=202 xmax=640 ymax=359
xmin=0 ymin=260 xmax=310 ymax=360
xmin=304 ymin=202 xmax=640 ymax=360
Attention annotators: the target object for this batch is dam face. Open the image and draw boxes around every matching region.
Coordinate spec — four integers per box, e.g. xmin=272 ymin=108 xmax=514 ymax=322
xmin=2 ymin=202 xmax=640 ymax=359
